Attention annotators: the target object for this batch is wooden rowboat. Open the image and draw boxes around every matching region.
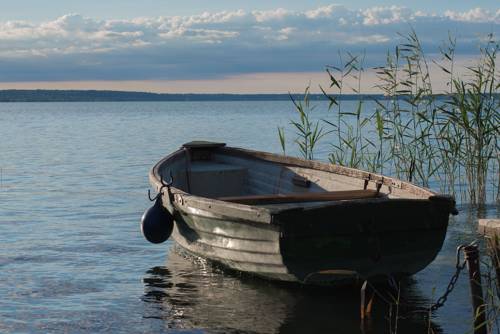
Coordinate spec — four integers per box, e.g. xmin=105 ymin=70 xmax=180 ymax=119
xmin=147 ymin=141 xmax=456 ymax=285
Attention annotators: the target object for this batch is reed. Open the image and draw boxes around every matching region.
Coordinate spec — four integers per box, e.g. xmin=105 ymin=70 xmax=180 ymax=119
xmin=278 ymin=31 xmax=499 ymax=206
xmin=322 ymin=52 xmax=374 ymax=169
xmin=287 ymin=86 xmax=329 ymax=160
xmin=478 ymin=245 xmax=500 ymax=333
xmin=441 ymin=34 xmax=499 ymax=204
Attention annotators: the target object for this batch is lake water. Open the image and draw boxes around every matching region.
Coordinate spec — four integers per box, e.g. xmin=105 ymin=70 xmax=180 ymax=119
xmin=0 ymin=101 xmax=498 ymax=333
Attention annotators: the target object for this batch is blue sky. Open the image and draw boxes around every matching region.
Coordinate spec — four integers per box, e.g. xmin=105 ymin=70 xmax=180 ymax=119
xmin=2 ymin=1 xmax=499 ymax=20
xmin=0 ymin=1 xmax=498 ymax=92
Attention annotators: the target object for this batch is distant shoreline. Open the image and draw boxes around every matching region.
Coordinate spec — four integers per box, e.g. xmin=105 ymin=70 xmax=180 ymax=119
xmin=0 ymin=89 xmax=493 ymax=102
xmin=0 ymin=89 xmax=383 ymax=102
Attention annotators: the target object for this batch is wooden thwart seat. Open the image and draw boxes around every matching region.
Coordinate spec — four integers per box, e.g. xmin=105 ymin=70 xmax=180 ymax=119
xmin=218 ymin=189 xmax=379 ymax=205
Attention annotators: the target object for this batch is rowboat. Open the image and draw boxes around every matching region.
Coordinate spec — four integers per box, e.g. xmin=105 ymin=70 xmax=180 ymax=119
xmin=143 ymin=141 xmax=456 ymax=285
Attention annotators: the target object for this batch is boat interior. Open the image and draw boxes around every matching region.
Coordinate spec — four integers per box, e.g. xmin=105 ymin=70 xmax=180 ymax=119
xmin=157 ymin=143 xmax=431 ymax=207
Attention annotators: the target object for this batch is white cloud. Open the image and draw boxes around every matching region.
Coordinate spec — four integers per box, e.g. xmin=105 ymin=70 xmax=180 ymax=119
xmin=305 ymin=5 xmax=336 ymax=19
xmin=361 ymin=6 xmax=414 ymax=25
xmin=252 ymin=8 xmax=291 ymax=22
xmin=273 ymin=27 xmax=296 ymax=41
xmin=444 ymin=8 xmax=500 ymax=23
xmin=0 ymin=6 xmax=497 ymax=56
xmin=305 ymin=4 xmax=353 ymax=21
xmin=0 ymin=5 xmax=497 ymax=81
xmin=348 ymin=34 xmax=391 ymax=44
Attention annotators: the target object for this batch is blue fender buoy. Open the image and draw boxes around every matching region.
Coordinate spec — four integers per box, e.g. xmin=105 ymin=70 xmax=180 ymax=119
xmin=141 ymin=195 xmax=174 ymax=244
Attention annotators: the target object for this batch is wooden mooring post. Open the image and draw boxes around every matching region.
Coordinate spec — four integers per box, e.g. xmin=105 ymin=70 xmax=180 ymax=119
xmin=478 ymin=219 xmax=500 ymax=293
xmin=463 ymin=244 xmax=487 ymax=334
xmin=476 ymin=218 xmax=500 ymax=334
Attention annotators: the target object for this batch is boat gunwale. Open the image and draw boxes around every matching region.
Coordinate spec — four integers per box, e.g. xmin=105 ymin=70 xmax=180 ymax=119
xmin=149 ymin=145 xmax=441 ymax=224
xmin=222 ymin=146 xmax=436 ymax=198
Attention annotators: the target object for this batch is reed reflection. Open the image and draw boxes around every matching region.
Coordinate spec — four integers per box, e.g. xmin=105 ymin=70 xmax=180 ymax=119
xmin=142 ymin=247 xmax=441 ymax=334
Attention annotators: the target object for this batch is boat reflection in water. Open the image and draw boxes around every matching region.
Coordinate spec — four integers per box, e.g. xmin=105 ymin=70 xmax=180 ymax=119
xmin=142 ymin=246 xmax=441 ymax=333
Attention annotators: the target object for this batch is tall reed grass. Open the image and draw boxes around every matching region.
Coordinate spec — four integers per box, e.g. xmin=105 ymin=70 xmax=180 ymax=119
xmin=279 ymin=31 xmax=499 ymax=205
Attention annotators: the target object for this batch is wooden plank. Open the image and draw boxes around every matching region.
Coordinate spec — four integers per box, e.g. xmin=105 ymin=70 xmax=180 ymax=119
xmin=218 ymin=189 xmax=379 ymax=205
xmin=182 ymin=141 xmax=226 ymax=149
xmin=478 ymin=219 xmax=500 ymax=238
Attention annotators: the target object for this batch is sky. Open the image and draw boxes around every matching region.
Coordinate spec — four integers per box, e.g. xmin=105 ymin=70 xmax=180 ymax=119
xmin=0 ymin=1 xmax=498 ymax=93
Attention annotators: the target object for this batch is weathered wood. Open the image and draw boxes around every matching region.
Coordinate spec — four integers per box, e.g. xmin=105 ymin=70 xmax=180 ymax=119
xmin=464 ymin=245 xmax=487 ymax=334
xmin=222 ymin=146 xmax=434 ymax=198
xmin=182 ymin=141 xmax=226 ymax=149
xmin=477 ymin=219 xmax=500 ymax=299
xmin=477 ymin=219 xmax=500 ymax=238
xmin=213 ymin=151 xmax=429 ymax=199
xmin=218 ymin=189 xmax=379 ymax=205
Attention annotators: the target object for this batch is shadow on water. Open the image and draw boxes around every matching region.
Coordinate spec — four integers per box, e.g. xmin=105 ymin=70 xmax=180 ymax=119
xmin=142 ymin=247 xmax=441 ymax=334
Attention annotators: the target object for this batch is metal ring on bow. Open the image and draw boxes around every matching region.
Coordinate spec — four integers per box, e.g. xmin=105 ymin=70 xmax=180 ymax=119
xmin=148 ymin=171 xmax=174 ymax=201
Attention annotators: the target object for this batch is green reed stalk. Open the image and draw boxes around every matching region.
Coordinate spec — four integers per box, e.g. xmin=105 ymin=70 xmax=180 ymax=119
xmin=278 ymin=31 xmax=499 ymax=205
xmin=277 ymin=126 xmax=286 ymax=155
xmin=433 ymin=33 xmax=459 ymax=195
xmin=374 ymin=48 xmax=405 ymax=179
xmin=320 ymin=51 xmax=372 ymax=169
xmin=287 ymin=86 xmax=328 ymax=160
xmin=442 ymin=34 xmax=499 ymax=204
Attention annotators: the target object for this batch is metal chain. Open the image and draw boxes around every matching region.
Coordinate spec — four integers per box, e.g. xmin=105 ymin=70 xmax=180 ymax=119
xmin=361 ymin=242 xmax=475 ymax=315
xmin=429 ymin=243 xmax=471 ymax=312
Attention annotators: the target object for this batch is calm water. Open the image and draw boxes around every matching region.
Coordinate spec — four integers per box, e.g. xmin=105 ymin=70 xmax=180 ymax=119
xmin=0 ymin=101 xmax=498 ymax=333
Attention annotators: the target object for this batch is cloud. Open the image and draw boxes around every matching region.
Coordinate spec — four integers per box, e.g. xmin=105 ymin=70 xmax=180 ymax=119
xmin=361 ymin=6 xmax=415 ymax=25
xmin=252 ymin=8 xmax=291 ymax=22
xmin=0 ymin=5 xmax=498 ymax=81
xmin=444 ymin=8 xmax=500 ymax=23
xmin=305 ymin=5 xmax=337 ymax=19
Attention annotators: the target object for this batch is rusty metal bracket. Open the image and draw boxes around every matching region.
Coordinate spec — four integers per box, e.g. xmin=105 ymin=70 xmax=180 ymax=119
xmin=360 ymin=280 xmax=375 ymax=320
xmin=363 ymin=175 xmax=370 ymax=190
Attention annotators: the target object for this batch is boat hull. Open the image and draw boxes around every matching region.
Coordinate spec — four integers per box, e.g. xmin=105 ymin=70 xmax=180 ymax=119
xmin=166 ymin=197 xmax=448 ymax=285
